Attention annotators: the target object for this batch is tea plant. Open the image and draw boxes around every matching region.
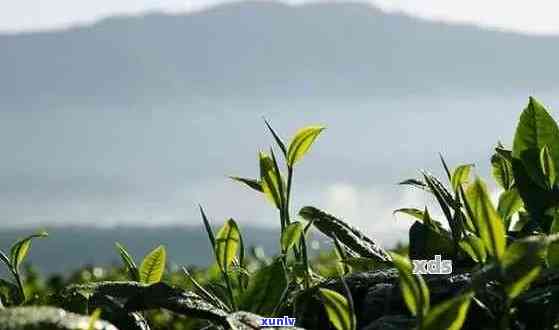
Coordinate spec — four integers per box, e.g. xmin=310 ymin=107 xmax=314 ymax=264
xmin=2 ymin=97 xmax=559 ymax=330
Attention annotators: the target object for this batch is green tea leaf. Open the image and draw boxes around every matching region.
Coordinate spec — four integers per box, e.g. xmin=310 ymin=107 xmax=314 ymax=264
xmin=139 ymin=245 xmax=166 ymax=284
xmin=422 ymin=292 xmax=473 ymax=330
xmin=287 ymin=126 xmax=325 ymax=167
xmin=9 ymin=231 xmax=48 ymax=272
xmin=215 ymin=219 xmax=241 ymax=272
xmin=451 ymin=164 xmax=474 ymax=191
xmin=240 ymin=258 xmax=288 ymax=316
xmin=264 ymin=119 xmax=287 ymax=157
xmin=300 ymin=206 xmax=391 ymax=261
xmin=393 ymin=208 xmax=425 ymax=222
xmin=465 ymin=178 xmax=506 ymax=261
xmin=87 ymin=308 xmax=102 ymax=330
xmin=512 ymin=97 xmax=559 ymax=189
xmin=199 ymin=205 xmax=217 ymax=254
xmin=502 ymin=236 xmax=546 ymax=299
xmin=319 ymin=288 xmax=356 ymax=330
xmin=229 ymin=176 xmax=263 ymax=192
xmin=389 ymin=252 xmax=429 ymax=317
xmin=281 ymin=222 xmax=304 ymax=253
xmin=491 ymin=150 xmax=514 ymax=190
xmin=115 ymin=242 xmax=140 ymax=282
xmin=458 ymin=235 xmax=487 ymax=263
xmin=259 ymin=152 xmax=284 ymax=209
xmin=497 ymin=188 xmax=523 ymax=230
xmin=540 ymin=145 xmax=557 ymax=189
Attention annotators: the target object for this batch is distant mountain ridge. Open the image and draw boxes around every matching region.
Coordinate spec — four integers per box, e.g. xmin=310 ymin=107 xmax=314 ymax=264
xmin=1 ymin=1 xmax=558 ymax=110
xmin=0 ymin=225 xmax=285 ymax=275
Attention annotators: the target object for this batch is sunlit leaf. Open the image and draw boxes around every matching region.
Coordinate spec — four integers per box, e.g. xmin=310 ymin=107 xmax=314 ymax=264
xmin=465 ymin=178 xmax=506 ymax=261
xmin=389 ymin=252 xmax=429 ymax=317
xmin=139 ymin=245 xmax=166 ymax=284
xmin=451 ymin=164 xmax=474 ymax=191
xmin=503 ymin=236 xmax=546 ymax=299
xmin=215 ymin=219 xmax=241 ymax=273
xmin=9 ymin=231 xmax=48 ymax=272
xmin=259 ymin=152 xmax=284 ymax=209
xmin=458 ymin=235 xmax=487 ymax=264
xmin=281 ymin=222 xmax=304 ymax=253
xmin=497 ymin=188 xmax=523 ymax=230
xmin=491 ymin=149 xmax=514 ymax=190
xmin=318 ymin=288 xmax=356 ymax=330
xmin=422 ymin=292 xmax=473 ymax=330
xmin=287 ymin=126 xmax=325 ymax=167
xmin=87 ymin=308 xmax=102 ymax=330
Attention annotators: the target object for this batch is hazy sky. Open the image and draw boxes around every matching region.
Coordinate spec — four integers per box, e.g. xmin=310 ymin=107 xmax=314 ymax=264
xmin=3 ymin=0 xmax=559 ymax=34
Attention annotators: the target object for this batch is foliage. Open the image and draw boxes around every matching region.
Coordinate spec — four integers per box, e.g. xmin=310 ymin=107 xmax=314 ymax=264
xmin=2 ymin=97 xmax=559 ymax=329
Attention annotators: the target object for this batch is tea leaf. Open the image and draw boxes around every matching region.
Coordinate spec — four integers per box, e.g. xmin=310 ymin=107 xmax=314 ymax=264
xmin=115 ymin=242 xmax=140 ymax=282
xmin=281 ymin=222 xmax=304 ymax=253
xmin=230 ymin=176 xmax=263 ymax=192
xmin=422 ymin=292 xmax=473 ymax=330
xmin=287 ymin=126 xmax=325 ymax=167
xmin=497 ymin=188 xmax=523 ymax=230
xmin=240 ymin=258 xmax=288 ymax=316
xmin=9 ymin=231 xmax=48 ymax=272
xmin=87 ymin=308 xmax=102 ymax=330
xmin=451 ymin=164 xmax=474 ymax=191
xmin=319 ymin=288 xmax=356 ymax=330
xmin=139 ymin=245 xmax=166 ymax=284
xmin=259 ymin=152 xmax=284 ymax=209
xmin=299 ymin=206 xmax=391 ymax=262
xmin=199 ymin=205 xmax=217 ymax=254
xmin=513 ymin=97 xmax=559 ymax=189
xmin=264 ymin=119 xmax=287 ymax=157
xmin=215 ymin=219 xmax=241 ymax=272
xmin=503 ymin=236 xmax=546 ymax=299
xmin=458 ymin=235 xmax=487 ymax=264
xmin=491 ymin=150 xmax=514 ymax=190
xmin=389 ymin=252 xmax=429 ymax=317
xmin=393 ymin=208 xmax=425 ymax=222
xmin=540 ymin=145 xmax=557 ymax=189
xmin=465 ymin=178 xmax=506 ymax=261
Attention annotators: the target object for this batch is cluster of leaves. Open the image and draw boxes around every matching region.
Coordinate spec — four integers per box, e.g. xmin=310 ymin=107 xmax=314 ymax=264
xmin=2 ymin=97 xmax=559 ymax=330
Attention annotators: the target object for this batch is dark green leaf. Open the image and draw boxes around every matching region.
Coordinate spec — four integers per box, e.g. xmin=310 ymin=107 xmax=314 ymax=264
xmin=512 ymin=97 xmax=559 ymax=189
xmin=229 ymin=176 xmax=263 ymax=192
xmin=540 ymin=145 xmax=557 ymax=189
xmin=115 ymin=242 xmax=140 ymax=282
xmin=299 ymin=206 xmax=391 ymax=262
xmin=264 ymin=119 xmax=287 ymax=157
xmin=240 ymin=258 xmax=287 ymax=316
xmin=503 ymin=236 xmax=547 ymax=299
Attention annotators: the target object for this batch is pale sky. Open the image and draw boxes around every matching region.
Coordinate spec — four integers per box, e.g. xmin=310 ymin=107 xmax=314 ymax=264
xmin=2 ymin=0 xmax=559 ymax=35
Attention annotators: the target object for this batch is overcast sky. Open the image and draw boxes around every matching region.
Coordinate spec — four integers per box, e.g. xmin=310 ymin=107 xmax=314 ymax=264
xmin=2 ymin=0 xmax=559 ymax=34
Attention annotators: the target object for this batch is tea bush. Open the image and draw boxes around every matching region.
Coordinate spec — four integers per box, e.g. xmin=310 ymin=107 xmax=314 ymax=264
xmin=1 ymin=97 xmax=559 ymax=329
